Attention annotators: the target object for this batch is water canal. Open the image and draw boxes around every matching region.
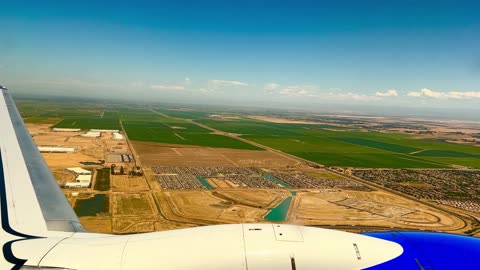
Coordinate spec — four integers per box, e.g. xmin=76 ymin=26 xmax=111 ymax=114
xmin=262 ymin=174 xmax=296 ymax=222
xmin=197 ymin=177 xmax=214 ymax=190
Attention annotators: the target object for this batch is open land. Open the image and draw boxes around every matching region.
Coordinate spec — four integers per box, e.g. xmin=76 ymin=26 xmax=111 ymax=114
xmin=17 ymin=97 xmax=480 ymax=237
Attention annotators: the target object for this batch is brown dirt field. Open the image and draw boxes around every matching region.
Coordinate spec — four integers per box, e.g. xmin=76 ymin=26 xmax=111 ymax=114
xmin=111 ymin=175 xmax=149 ymax=192
xmin=79 ymin=217 xmax=112 ymax=233
xmin=25 ymin=123 xmax=55 ymax=133
xmin=154 ymin=221 xmax=198 ymax=232
xmin=112 ymin=216 xmax=156 ymax=234
xmin=41 ymin=152 xmax=100 ymax=168
xmin=155 ymin=190 xmax=269 ymax=224
xmin=52 ymin=169 xmax=76 ymax=186
xmin=208 ymin=178 xmax=233 ymax=188
xmin=132 ymin=141 xmax=296 ymax=168
xmin=288 ymin=190 xmax=466 ymax=232
xmin=214 ymin=189 xmax=289 ymax=209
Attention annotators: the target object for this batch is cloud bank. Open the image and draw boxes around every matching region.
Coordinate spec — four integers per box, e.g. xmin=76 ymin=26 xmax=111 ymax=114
xmin=407 ymin=88 xmax=480 ymax=99
xmin=150 ymin=85 xmax=185 ymax=90
xmin=209 ymin=79 xmax=248 ymax=87
xmin=375 ymin=89 xmax=398 ymax=97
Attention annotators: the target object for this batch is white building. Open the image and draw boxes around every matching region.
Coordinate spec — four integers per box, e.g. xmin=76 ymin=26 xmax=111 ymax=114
xmin=67 ymin=167 xmax=92 ymax=175
xmin=38 ymin=146 xmax=76 ymax=153
xmin=113 ymin=132 xmax=124 ymax=140
xmin=81 ymin=131 xmax=101 ymax=138
xmin=90 ymin=129 xmax=120 ymax=133
xmin=64 ymin=167 xmax=92 ymax=188
xmin=65 ymin=174 xmax=91 ymax=188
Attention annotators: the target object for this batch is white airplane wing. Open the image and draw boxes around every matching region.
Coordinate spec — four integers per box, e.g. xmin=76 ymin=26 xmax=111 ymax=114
xmin=0 ymin=86 xmax=85 ymax=269
xmin=0 ymin=86 xmax=83 ymax=234
xmin=0 ymin=85 xmax=405 ymax=270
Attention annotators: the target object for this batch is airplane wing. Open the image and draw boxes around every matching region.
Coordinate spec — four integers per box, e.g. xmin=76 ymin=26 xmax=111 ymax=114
xmin=0 ymin=86 xmax=86 ymax=269
xmin=0 ymin=86 xmax=83 ymax=234
xmin=1 ymin=84 xmax=479 ymax=270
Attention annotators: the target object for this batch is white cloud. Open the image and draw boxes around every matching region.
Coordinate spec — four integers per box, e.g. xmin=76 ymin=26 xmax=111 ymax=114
xmin=278 ymin=85 xmax=386 ymax=101
xmin=209 ymin=79 xmax=248 ymax=87
xmin=329 ymin=92 xmax=381 ymax=101
xmin=150 ymin=85 xmax=185 ymax=91
xmin=375 ymin=89 xmax=398 ymax=97
xmin=447 ymin=91 xmax=480 ymax=99
xmin=264 ymin=83 xmax=280 ymax=90
xmin=279 ymin=85 xmax=317 ymax=97
xmin=407 ymin=88 xmax=480 ymax=99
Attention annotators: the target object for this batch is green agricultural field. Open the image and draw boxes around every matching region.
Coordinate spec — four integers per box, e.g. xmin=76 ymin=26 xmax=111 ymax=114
xmin=23 ymin=117 xmax=62 ymax=124
xmin=53 ymin=118 xmax=120 ymax=130
xmin=123 ymin=120 xmax=261 ymax=150
xmin=333 ymin=137 xmax=421 ymax=153
xmin=14 ymin=97 xmax=480 ymax=168
xmin=412 ymin=150 xmax=480 ymax=158
xmin=207 ymin=120 xmax=480 ymax=168
xmin=196 ymin=119 xmax=306 ymax=136
xmin=153 ymin=108 xmax=209 ymax=119
xmin=94 ymin=168 xmax=111 ymax=191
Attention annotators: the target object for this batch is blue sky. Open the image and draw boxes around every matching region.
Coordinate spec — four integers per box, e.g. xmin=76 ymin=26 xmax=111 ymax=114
xmin=1 ymin=0 xmax=480 ymax=112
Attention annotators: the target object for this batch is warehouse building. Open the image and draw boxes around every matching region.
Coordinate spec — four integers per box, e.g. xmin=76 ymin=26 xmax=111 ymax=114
xmin=113 ymin=132 xmax=124 ymax=140
xmin=38 ymin=146 xmax=76 ymax=153
xmin=81 ymin=131 xmax=101 ymax=138
xmin=90 ymin=129 xmax=120 ymax=133
xmin=67 ymin=167 xmax=92 ymax=175
xmin=65 ymin=167 xmax=92 ymax=188
xmin=65 ymin=175 xmax=92 ymax=188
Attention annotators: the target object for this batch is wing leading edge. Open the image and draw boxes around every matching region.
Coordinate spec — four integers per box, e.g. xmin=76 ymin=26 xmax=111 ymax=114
xmin=0 ymin=86 xmax=84 ymax=233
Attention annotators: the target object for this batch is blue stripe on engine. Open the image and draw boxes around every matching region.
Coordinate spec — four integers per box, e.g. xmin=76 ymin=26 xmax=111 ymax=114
xmin=363 ymin=231 xmax=480 ymax=269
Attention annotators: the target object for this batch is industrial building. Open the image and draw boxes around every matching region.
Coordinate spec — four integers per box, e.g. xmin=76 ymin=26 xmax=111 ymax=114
xmin=67 ymin=167 xmax=92 ymax=175
xmin=81 ymin=131 xmax=101 ymax=138
xmin=113 ymin=132 xmax=124 ymax=140
xmin=90 ymin=129 xmax=120 ymax=133
xmin=65 ymin=167 xmax=92 ymax=188
xmin=38 ymin=146 xmax=76 ymax=153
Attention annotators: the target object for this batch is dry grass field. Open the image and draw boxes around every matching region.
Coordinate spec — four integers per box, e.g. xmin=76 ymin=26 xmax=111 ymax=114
xmin=132 ymin=141 xmax=298 ymax=167
xmin=112 ymin=193 xmax=155 ymax=216
xmin=155 ymin=190 xmax=271 ymax=224
xmin=288 ymin=190 xmax=465 ymax=232
xmin=111 ymin=175 xmax=149 ymax=192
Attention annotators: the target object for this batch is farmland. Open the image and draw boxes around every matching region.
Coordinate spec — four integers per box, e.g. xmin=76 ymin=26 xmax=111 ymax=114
xmin=18 ymin=96 xmax=480 ymax=236
xmin=94 ymin=168 xmax=111 ymax=191
xmin=122 ymin=119 xmax=260 ymax=150
xmin=192 ymin=118 xmax=480 ymax=168
xmin=14 ymin=97 xmax=480 ymax=168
